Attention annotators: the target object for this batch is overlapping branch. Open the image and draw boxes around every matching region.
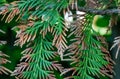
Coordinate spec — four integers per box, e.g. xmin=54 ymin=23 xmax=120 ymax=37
xmin=77 ymin=7 xmax=120 ymax=15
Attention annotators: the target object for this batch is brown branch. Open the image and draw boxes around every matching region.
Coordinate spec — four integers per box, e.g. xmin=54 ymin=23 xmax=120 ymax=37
xmin=77 ymin=7 xmax=120 ymax=15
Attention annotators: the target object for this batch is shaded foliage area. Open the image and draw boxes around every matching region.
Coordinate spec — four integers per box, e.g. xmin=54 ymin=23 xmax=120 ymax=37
xmin=0 ymin=0 xmax=21 ymax=79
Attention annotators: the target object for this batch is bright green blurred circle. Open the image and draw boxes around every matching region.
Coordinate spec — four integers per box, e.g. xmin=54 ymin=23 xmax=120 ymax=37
xmin=94 ymin=15 xmax=110 ymax=27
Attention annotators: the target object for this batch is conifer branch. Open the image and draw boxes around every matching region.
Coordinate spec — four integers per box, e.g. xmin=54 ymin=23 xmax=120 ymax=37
xmin=0 ymin=0 xmax=116 ymax=79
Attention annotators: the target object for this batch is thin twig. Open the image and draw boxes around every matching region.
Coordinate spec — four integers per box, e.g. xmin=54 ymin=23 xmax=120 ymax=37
xmin=77 ymin=7 xmax=120 ymax=15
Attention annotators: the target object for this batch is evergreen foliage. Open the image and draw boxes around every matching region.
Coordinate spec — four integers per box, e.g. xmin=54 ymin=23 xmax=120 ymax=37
xmin=0 ymin=0 xmax=120 ymax=79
